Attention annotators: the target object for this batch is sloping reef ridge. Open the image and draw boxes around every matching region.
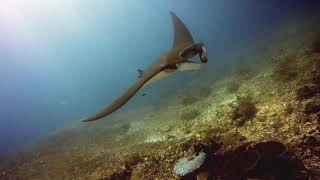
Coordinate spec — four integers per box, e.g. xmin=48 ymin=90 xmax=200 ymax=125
xmin=1 ymin=18 xmax=320 ymax=180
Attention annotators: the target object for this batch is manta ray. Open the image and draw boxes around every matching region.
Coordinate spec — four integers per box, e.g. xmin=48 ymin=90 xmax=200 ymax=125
xmin=82 ymin=12 xmax=208 ymax=122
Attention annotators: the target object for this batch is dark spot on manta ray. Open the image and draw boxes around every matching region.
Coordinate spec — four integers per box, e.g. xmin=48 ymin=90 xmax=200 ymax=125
xmin=141 ymin=93 xmax=147 ymax=96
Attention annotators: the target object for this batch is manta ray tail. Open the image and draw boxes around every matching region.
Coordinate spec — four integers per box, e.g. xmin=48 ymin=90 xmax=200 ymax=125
xmin=81 ymin=66 xmax=168 ymax=122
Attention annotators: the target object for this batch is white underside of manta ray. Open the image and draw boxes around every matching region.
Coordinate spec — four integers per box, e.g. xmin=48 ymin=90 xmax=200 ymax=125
xmin=81 ymin=12 xmax=208 ymax=122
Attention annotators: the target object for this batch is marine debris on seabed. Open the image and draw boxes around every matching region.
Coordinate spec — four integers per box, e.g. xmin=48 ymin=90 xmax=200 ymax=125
xmin=1 ymin=20 xmax=320 ymax=180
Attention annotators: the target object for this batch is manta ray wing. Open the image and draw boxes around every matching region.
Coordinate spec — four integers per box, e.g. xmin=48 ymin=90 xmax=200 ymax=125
xmin=170 ymin=12 xmax=194 ymax=49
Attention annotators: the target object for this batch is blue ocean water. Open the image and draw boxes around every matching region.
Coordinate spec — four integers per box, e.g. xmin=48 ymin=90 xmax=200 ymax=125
xmin=0 ymin=0 xmax=319 ymax=156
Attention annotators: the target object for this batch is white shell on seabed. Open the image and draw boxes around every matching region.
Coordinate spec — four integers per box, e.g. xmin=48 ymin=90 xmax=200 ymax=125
xmin=173 ymin=152 xmax=208 ymax=177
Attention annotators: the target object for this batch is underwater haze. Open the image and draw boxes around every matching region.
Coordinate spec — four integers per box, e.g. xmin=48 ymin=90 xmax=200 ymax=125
xmin=0 ymin=0 xmax=318 ymax=153
xmin=0 ymin=0 xmax=319 ymax=162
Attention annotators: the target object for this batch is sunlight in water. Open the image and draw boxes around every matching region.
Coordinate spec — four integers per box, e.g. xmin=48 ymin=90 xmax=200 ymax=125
xmin=0 ymin=0 xmax=124 ymax=69
xmin=0 ymin=0 xmax=82 ymax=69
xmin=0 ymin=0 xmax=77 ymax=44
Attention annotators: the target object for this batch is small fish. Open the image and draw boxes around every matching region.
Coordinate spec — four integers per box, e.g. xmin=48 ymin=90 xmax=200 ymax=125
xmin=137 ymin=69 xmax=144 ymax=78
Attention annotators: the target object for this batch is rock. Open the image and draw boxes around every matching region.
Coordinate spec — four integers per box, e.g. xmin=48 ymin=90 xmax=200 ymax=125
xmin=230 ymin=95 xmax=257 ymax=126
xmin=306 ymin=135 xmax=320 ymax=146
xmin=222 ymin=131 xmax=246 ymax=150
xmin=254 ymin=141 xmax=286 ymax=157
xmin=130 ymin=164 xmax=145 ymax=180
xmin=196 ymin=170 xmax=211 ymax=180
xmin=173 ymin=152 xmax=208 ymax=177
xmin=284 ymin=103 xmax=294 ymax=115
xmin=125 ymin=153 xmax=143 ymax=166
xmin=314 ymin=147 xmax=320 ymax=156
xmin=304 ymin=101 xmax=320 ymax=114
xmin=312 ymin=40 xmax=320 ymax=53
xmin=296 ymin=85 xmax=319 ymax=100
xmin=302 ymin=128 xmax=320 ymax=146
xmin=193 ymin=143 xmax=210 ymax=154
xmin=311 ymin=70 xmax=320 ymax=84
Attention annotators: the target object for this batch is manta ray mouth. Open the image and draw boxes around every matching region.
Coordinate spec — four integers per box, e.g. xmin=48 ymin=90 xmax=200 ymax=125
xmin=179 ymin=43 xmax=208 ymax=63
